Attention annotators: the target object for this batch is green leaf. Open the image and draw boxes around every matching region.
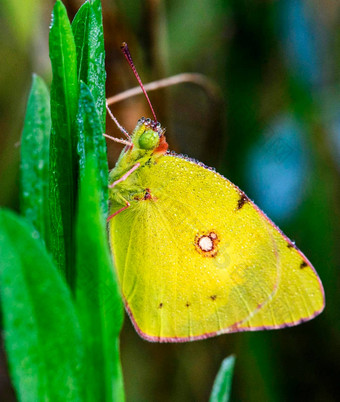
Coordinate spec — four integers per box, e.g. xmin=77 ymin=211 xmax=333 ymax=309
xmin=72 ymin=1 xmax=90 ymax=79
xmin=210 ymin=355 xmax=236 ymax=402
xmin=49 ymin=0 xmax=79 ymax=283
xmin=0 ymin=209 xmax=84 ymax=402
xmin=75 ymin=154 xmax=124 ymax=402
xmin=20 ymin=74 xmax=51 ymax=244
xmin=76 ymin=81 xmax=108 ymax=217
xmin=72 ymin=0 xmax=106 ymax=129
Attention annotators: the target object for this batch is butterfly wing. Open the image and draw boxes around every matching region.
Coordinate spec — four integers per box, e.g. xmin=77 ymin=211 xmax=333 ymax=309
xmin=109 ymin=153 xmax=324 ymax=342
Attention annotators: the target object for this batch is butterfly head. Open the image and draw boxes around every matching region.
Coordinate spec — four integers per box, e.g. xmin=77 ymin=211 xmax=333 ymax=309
xmin=132 ymin=117 xmax=168 ymax=155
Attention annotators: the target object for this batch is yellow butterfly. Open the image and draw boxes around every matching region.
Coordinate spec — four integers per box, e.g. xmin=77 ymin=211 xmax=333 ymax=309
xmin=107 ymin=44 xmax=325 ymax=343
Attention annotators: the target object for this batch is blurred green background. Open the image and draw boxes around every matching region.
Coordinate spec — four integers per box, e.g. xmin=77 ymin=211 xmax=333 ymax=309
xmin=1 ymin=0 xmax=339 ymax=401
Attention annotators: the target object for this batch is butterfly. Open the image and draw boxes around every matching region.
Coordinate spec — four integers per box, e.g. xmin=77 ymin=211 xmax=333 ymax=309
xmin=107 ymin=44 xmax=325 ymax=343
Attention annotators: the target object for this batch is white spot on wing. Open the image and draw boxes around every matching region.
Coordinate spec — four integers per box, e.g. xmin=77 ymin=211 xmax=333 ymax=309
xmin=199 ymin=236 xmax=213 ymax=252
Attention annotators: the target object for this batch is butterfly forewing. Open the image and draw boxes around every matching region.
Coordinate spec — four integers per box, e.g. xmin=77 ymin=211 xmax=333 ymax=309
xmin=109 ymin=154 xmax=325 ymax=342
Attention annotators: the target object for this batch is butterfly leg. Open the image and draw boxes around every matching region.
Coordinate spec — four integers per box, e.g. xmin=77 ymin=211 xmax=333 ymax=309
xmin=107 ymin=163 xmax=141 ymax=221
xmin=109 ymin=162 xmax=141 ymax=188
xmin=107 ymin=200 xmax=130 ymax=221
xmin=103 ymin=133 xmax=132 ymax=147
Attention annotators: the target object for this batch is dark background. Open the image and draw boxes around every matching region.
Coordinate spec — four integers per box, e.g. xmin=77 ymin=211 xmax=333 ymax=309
xmin=1 ymin=0 xmax=339 ymax=401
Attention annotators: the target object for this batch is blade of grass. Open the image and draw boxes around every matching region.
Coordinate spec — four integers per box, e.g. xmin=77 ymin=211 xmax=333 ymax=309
xmin=75 ymin=153 xmax=124 ymax=401
xmin=49 ymin=0 xmax=79 ymax=285
xmin=76 ymin=81 xmax=108 ymax=216
xmin=210 ymin=355 xmax=236 ymax=402
xmin=20 ymin=74 xmax=51 ymax=245
xmin=72 ymin=0 xmax=106 ymax=129
xmin=0 ymin=209 xmax=84 ymax=402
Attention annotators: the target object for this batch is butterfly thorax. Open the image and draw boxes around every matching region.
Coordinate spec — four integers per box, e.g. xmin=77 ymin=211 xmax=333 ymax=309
xmin=109 ymin=118 xmax=168 ymax=206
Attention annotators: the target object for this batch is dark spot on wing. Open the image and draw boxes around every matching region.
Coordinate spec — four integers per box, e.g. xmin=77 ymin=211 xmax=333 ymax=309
xmin=300 ymin=261 xmax=308 ymax=269
xmin=144 ymin=188 xmax=152 ymax=200
xmin=210 ymin=295 xmax=217 ymax=301
xmin=185 ymin=302 xmax=191 ymax=307
xmin=237 ymin=193 xmax=249 ymax=210
xmin=158 ymin=303 xmax=163 ymax=308
xmin=287 ymin=242 xmax=297 ymax=249
xmin=134 ymin=188 xmax=155 ymax=201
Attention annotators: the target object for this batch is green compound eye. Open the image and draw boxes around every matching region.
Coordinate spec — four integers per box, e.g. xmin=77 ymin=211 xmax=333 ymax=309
xmin=138 ymin=129 xmax=159 ymax=150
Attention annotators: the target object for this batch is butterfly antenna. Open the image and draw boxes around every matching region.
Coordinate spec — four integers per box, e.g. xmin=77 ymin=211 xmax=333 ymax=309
xmin=121 ymin=42 xmax=158 ymax=123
